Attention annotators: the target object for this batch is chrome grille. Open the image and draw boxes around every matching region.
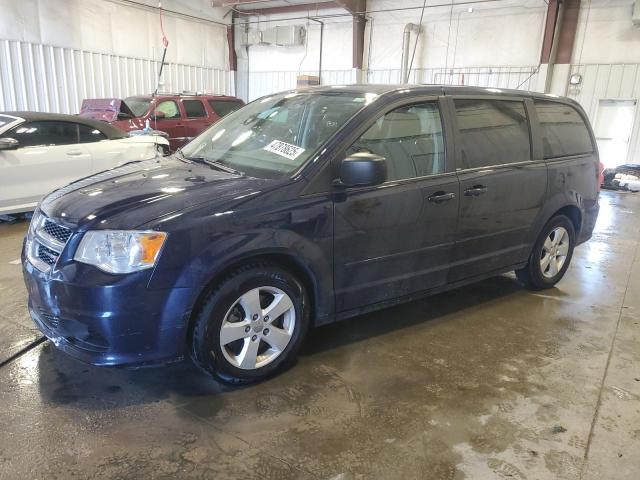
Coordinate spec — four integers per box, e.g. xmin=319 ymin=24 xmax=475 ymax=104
xmin=37 ymin=244 xmax=59 ymax=265
xmin=43 ymin=219 xmax=72 ymax=244
xmin=26 ymin=211 xmax=75 ymax=273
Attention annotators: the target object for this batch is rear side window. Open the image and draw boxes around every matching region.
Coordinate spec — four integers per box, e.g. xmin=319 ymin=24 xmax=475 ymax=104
xmin=78 ymin=124 xmax=107 ymax=143
xmin=349 ymin=102 xmax=445 ymax=181
xmin=0 ymin=115 xmax=17 ymax=128
xmin=7 ymin=121 xmax=78 ymax=147
xmin=183 ymin=100 xmax=207 ymax=118
xmin=534 ymin=101 xmax=593 ymax=158
xmin=208 ymin=100 xmax=243 ymax=118
xmin=454 ymin=99 xmax=531 ymax=169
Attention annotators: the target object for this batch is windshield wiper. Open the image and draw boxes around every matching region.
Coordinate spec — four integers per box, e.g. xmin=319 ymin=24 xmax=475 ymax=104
xmin=174 ymin=148 xmax=195 ymax=163
xmin=175 ymin=148 xmax=206 ymax=164
xmin=175 ymin=148 xmax=244 ymax=176
xmin=204 ymin=159 xmax=244 ymax=176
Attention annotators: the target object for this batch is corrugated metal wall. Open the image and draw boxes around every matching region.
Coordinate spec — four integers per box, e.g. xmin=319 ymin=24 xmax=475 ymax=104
xmin=568 ymin=63 xmax=640 ymax=163
xmin=0 ymin=39 xmax=234 ymax=114
xmin=246 ymin=65 xmax=540 ymax=102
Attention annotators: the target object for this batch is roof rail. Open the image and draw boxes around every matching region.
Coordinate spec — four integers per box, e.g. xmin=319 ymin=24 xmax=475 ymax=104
xmin=153 ymin=91 xmax=228 ymax=97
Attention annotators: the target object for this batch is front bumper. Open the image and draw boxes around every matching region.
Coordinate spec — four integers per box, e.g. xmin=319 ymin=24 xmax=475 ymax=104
xmin=22 ymin=256 xmax=194 ymax=367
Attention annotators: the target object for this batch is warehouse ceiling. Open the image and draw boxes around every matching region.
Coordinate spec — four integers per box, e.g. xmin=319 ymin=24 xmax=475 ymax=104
xmin=215 ymin=1 xmax=328 ymax=9
xmin=211 ymin=0 xmax=362 ymax=14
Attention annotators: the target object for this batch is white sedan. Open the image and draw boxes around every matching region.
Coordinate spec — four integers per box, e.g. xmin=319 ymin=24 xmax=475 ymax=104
xmin=0 ymin=112 xmax=169 ymax=215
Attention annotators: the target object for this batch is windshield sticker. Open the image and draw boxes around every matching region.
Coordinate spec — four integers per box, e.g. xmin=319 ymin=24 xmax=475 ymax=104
xmin=263 ymin=140 xmax=305 ymax=160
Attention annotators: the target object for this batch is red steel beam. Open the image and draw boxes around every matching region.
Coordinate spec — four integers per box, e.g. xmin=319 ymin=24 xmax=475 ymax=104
xmin=227 ymin=12 xmax=238 ymax=71
xmin=333 ymin=0 xmax=365 ymax=15
xmin=556 ymin=0 xmax=581 ymax=64
xmin=539 ymin=0 xmax=559 ymax=64
xmin=232 ymin=1 xmax=341 ymax=16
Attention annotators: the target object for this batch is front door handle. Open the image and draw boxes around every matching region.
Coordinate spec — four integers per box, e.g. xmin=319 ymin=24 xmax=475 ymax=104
xmin=66 ymin=150 xmax=83 ymax=156
xmin=464 ymin=185 xmax=488 ymax=196
xmin=428 ymin=191 xmax=456 ymax=203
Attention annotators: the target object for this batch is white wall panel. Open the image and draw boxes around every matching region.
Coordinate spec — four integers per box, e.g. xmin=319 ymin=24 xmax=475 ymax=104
xmin=367 ymin=66 xmax=540 ymax=91
xmin=571 ymin=0 xmax=640 ymax=65
xmin=365 ymin=0 xmax=547 ymax=71
xmin=245 ymin=65 xmax=538 ymax=102
xmin=246 ymin=69 xmax=357 ymax=101
xmin=0 ymin=0 xmax=230 ymax=70
xmin=0 ymin=39 xmax=233 ymax=114
xmin=568 ymin=63 xmax=640 ymax=163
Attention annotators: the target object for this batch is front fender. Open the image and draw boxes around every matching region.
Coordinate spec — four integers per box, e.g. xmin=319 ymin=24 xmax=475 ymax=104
xmin=148 ymin=194 xmax=334 ymax=322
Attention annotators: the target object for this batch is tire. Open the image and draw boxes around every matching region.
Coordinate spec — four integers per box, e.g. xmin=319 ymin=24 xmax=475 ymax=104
xmin=516 ymin=214 xmax=576 ymax=290
xmin=189 ymin=263 xmax=310 ymax=385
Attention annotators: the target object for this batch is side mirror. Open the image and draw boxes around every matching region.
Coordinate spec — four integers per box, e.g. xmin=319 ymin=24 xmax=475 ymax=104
xmin=117 ymin=112 xmax=132 ymax=120
xmin=338 ymin=152 xmax=387 ymax=187
xmin=0 ymin=138 xmax=19 ymax=150
xmin=153 ymin=110 xmax=166 ymax=119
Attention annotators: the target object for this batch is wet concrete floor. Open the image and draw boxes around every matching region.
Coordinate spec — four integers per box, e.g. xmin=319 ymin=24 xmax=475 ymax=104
xmin=0 ymin=190 xmax=639 ymax=479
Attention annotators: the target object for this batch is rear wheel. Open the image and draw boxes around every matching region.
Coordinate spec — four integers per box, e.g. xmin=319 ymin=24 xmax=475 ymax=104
xmin=190 ymin=264 xmax=309 ymax=385
xmin=516 ymin=215 xmax=575 ymax=290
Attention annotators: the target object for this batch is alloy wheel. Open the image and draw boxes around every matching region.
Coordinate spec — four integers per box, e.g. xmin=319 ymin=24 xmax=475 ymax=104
xmin=218 ymin=286 xmax=296 ymax=370
xmin=540 ymin=226 xmax=570 ymax=279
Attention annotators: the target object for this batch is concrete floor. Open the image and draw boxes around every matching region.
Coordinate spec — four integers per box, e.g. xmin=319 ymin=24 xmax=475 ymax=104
xmin=0 ymin=190 xmax=639 ymax=479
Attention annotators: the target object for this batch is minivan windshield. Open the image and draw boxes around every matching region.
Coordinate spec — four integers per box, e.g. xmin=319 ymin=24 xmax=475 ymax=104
xmin=124 ymin=97 xmax=151 ymax=117
xmin=180 ymin=91 xmax=374 ymax=179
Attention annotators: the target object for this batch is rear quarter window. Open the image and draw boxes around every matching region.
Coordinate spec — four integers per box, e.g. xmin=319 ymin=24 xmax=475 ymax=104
xmin=534 ymin=100 xmax=593 ymax=159
xmin=78 ymin=124 xmax=107 ymax=143
xmin=208 ymin=100 xmax=243 ymax=118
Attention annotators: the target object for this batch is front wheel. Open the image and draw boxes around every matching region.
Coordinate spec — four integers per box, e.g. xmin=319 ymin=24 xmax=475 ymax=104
xmin=516 ymin=215 xmax=575 ymax=290
xmin=190 ymin=264 xmax=309 ymax=385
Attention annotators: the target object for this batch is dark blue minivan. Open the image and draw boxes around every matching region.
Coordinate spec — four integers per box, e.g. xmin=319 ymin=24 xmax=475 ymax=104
xmin=22 ymin=85 xmax=600 ymax=383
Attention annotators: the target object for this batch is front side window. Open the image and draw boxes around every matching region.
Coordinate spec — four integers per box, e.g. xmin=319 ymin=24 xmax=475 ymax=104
xmin=454 ymin=99 xmax=531 ymax=169
xmin=155 ymin=100 xmax=181 ymax=119
xmin=209 ymin=100 xmax=243 ymax=118
xmin=183 ymin=100 xmax=206 ymax=118
xmin=124 ymin=97 xmax=151 ymax=117
xmin=78 ymin=124 xmax=107 ymax=143
xmin=181 ymin=91 xmax=371 ymax=179
xmin=348 ymin=102 xmax=445 ymax=181
xmin=535 ymin=100 xmax=593 ymax=159
xmin=7 ymin=121 xmax=78 ymax=147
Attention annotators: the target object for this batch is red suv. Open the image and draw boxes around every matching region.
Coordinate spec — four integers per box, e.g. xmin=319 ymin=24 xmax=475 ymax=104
xmin=80 ymin=94 xmax=244 ymax=151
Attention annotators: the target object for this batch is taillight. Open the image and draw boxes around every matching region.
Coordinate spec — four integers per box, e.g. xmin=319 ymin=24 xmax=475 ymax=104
xmin=597 ymin=161 xmax=604 ymax=192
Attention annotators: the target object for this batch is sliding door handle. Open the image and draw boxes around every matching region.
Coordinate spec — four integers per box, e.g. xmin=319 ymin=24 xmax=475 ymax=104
xmin=464 ymin=185 xmax=488 ymax=196
xmin=428 ymin=191 xmax=456 ymax=203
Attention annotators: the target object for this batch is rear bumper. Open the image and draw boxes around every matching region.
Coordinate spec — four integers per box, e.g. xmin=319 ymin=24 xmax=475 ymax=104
xmin=577 ymin=198 xmax=600 ymax=245
xmin=22 ymin=255 xmax=194 ymax=367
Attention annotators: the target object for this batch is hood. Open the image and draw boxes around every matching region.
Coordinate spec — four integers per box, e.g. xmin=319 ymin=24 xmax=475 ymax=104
xmin=117 ymin=134 xmax=170 ymax=146
xmin=39 ymin=157 xmax=270 ymax=230
xmin=79 ymin=98 xmax=135 ymax=122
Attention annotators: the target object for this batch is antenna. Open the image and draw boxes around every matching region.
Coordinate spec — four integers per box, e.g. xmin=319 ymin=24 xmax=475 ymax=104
xmin=154 ymin=2 xmax=170 ymax=97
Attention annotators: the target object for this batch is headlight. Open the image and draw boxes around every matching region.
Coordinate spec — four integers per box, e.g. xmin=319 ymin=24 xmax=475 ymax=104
xmin=74 ymin=230 xmax=167 ymax=274
xmin=27 ymin=210 xmax=43 ymax=238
